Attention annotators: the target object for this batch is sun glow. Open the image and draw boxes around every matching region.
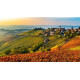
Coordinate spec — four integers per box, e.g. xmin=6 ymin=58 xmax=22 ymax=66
xmin=0 ymin=17 xmax=51 ymax=25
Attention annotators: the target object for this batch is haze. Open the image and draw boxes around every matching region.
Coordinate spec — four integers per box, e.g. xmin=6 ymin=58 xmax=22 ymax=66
xmin=0 ymin=17 xmax=80 ymax=25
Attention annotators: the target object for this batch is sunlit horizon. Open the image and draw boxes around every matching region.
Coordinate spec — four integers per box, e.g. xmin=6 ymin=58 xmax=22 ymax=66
xmin=0 ymin=17 xmax=80 ymax=26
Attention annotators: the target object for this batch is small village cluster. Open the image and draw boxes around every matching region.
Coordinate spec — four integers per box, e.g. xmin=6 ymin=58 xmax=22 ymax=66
xmin=43 ymin=26 xmax=80 ymax=36
xmin=34 ymin=26 xmax=80 ymax=44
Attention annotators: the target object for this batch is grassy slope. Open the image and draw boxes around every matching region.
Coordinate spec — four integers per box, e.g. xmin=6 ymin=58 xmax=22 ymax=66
xmin=46 ymin=35 xmax=65 ymax=48
xmin=19 ymin=29 xmax=43 ymax=36
xmin=0 ymin=36 xmax=43 ymax=51
xmin=39 ymin=35 xmax=65 ymax=51
xmin=70 ymin=46 xmax=80 ymax=50
xmin=68 ymin=36 xmax=80 ymax=50
xmin=61 ymin=36 xmax=80 ymax=50
xmin=0 ymin=29 xmax=66 ymax=54
xmin=0 ymin=30 xmax=44 ymax=52
xmin=0 ymin=35 xmax=80 ymax=62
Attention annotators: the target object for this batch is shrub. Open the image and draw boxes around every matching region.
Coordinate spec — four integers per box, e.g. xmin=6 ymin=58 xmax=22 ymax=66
xmin=11 ymin=47 xmax=29 ymax=54
xmin=4 ymin=49 xmax=11 ymax=55
xmin=46 ymin=48 xmax=51 ymax=51
xmin=58 ymin=35 xmax=62 ymax=38
xmin=41 ymin=50 xmax=45 ymax=52
xmin=21 ymin=47 xmax=29 ymax=53
xmin=32 ymin=42 xmax=43 ymax=52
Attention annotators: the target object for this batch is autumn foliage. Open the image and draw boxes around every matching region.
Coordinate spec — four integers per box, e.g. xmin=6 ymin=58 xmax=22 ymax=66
xmin=61 ymin=36 xmax=80 ymax=49
xmin=0 ymin=36 xmax=80 ymax=62
xmin=0 ymin=50 xmax=80 ymax=62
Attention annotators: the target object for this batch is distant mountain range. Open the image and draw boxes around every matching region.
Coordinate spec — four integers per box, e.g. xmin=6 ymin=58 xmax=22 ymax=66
xmin=0 ymin=25 xmax=80 ymax=30
xmin=0 ymin=28 xmax=31 ymax=35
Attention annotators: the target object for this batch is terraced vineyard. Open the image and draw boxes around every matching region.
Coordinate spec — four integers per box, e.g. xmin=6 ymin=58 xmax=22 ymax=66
xmin=0 ymin=30 xmax=44 ymax=53
xmin=0 ymin=29 xmax=66 ymax=56
xmin=0 ymin=36 xmax=80 ymax=62
xmin=61 ymin=36 xmax=80 ymax=50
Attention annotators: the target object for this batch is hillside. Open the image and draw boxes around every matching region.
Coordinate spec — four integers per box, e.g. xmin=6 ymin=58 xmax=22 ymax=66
xmin=0 ymin=29 xmax=65 ymax=56
xmin=0 ymin=36 xmax=80 ymax=62
xmin=0 ymin=50 xmax=80 ymax=62
xmin=0 ymin=30 xmax=44 ymax=54
xmin=61 ymin=36 xmax=80 ymax=50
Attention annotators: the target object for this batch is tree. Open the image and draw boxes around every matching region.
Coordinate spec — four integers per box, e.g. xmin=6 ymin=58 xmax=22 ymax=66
xmin=4 ymin=49 xmax=11 ymax=55
xmin=46 ymin=48 xmax=51 ymax=51
xmin=11 ymin=47 xmax=29 ymax=54
xmin=32 ymin=42 xmax=43 ymax=52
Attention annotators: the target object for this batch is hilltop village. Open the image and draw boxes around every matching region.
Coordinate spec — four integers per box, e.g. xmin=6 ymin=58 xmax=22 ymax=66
xmin=34 ymin=26 xmax=80 ymax=43
xmin=34 ymin=26 xmax=80 ymax=37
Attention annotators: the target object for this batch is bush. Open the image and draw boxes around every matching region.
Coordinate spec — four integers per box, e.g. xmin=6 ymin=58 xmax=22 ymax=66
xmin=46 ymin=48 xmax=51 ymax=51
xmin=21 ymin=47 xmax=29 ymax=53
xmin=41 ymin=50 xmax=45 ymax=52
xmin=4 ymin=49 xmax=11 ymax=55
xmin=58 ymin=35 xmax=62 ymax=38
xmin=11 ymin=47 xmax=29 ymax=54
xmin=32 ymin=42 xmax=43 ymax=52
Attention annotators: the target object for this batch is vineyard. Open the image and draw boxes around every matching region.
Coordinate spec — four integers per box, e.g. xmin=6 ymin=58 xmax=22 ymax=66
xmin=0 ymin=27 xmax=80 ymax=62
xmin=0 ymin=50 xmax=80 ymax=62
xmin=0 ymin=36 xmax=80 ymax=62
xmin=61 ymin=36 xmax=80 ymax=50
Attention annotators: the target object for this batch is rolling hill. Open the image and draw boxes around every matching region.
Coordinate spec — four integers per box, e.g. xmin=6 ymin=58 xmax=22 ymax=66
xmin=0 ymin=29 xmax=66 ymax=56
xmin=61 ymin=36 xmax=80 ymax=50
xmin=0 ymin=33 xmax=80 ymax=62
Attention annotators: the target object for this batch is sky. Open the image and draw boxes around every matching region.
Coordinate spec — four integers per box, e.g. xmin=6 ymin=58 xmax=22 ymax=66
xmin=0 ymin=17 xmax=80 ymax=25
xmin=0 ymin=0 xmax=80 ymax=25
